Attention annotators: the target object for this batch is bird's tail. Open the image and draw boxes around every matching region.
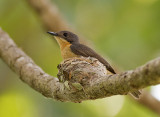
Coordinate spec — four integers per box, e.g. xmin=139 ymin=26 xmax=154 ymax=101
xmin=130 ymin=90 xmax=141 ymax=99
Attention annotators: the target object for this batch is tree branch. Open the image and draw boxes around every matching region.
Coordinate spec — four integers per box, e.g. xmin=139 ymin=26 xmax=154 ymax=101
xmin=0 ymin=28 xmax=160 ymax=102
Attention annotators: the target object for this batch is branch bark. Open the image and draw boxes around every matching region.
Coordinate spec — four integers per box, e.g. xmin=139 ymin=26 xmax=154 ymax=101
xmin=0 ymin=28 xmax=160 ymax=103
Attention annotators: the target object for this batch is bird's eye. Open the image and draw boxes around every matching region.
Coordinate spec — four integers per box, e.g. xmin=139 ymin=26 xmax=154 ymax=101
xmin=63 ymin=33 xmax=68 ymax=37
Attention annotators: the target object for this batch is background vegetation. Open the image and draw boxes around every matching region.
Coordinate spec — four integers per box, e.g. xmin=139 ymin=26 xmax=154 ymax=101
xmin=0 ymin=0 xmax=160 ymax=117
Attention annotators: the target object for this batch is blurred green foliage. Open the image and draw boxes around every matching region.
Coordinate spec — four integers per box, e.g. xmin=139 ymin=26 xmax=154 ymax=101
xmin=0 ymin=0 xmax=160 ymax=117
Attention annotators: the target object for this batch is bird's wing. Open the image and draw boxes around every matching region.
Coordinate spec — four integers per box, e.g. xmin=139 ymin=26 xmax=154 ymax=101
xmin=70 ymin=44 xmax=116 ymax=74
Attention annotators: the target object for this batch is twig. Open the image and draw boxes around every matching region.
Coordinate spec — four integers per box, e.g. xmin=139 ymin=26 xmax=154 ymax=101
xmin=138 ymin=91 xmax=160 ymax=114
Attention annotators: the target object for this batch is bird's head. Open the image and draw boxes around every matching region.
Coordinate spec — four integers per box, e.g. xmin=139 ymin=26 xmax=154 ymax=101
xmin=47 ymin=31 xmax=79 ymax=44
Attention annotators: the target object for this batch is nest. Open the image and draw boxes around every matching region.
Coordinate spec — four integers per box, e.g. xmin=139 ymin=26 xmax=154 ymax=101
xmin=57 ymin=57 xmax=107 ymax=88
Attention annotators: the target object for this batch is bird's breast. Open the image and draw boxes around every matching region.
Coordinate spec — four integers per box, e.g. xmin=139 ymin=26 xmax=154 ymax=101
xmin=55 ymin=37 xmax=79 ymax=59
xmin=61 ymin=44 xmax=79 ymax=59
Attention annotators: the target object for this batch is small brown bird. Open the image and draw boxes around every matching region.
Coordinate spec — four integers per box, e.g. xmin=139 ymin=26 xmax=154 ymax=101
xmin=47 ymin=31 xmax=141 ymax=98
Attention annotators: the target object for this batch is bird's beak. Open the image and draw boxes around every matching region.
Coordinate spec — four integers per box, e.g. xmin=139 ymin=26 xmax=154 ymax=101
xmin=47 ymin=31 xmax=58 ymax=36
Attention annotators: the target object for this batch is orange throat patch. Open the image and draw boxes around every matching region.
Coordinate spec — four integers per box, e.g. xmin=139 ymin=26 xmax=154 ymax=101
xmin=55 ymin=37 xmax=79 ymax=59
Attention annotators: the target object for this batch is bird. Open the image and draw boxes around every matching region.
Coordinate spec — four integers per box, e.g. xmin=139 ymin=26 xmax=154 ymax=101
xmin=47 ymin=30 xmax=141 ymax=98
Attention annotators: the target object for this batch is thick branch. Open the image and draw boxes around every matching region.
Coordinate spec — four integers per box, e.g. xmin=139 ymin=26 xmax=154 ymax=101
xmin=0 ymin=28 xmax=160 ymax=102
xmin=0 ymin=28 xmax=59 ymax=98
